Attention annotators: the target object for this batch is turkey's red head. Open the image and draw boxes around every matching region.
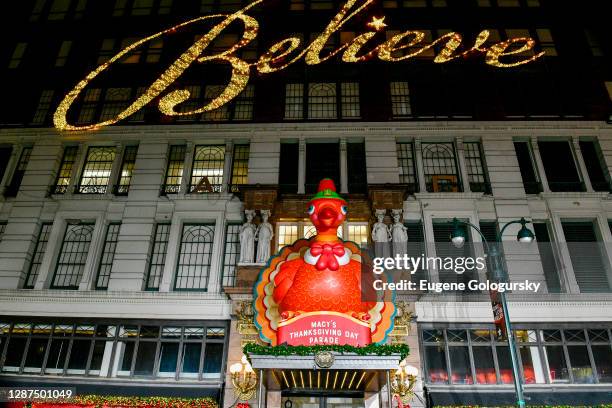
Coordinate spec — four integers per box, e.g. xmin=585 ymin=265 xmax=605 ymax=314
xmin=308 ymin=179 xmax=347 ymax=242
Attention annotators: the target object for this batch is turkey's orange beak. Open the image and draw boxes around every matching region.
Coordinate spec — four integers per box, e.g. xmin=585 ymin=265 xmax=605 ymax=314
xmin=318 ymin=206 xmax=338 ymax=228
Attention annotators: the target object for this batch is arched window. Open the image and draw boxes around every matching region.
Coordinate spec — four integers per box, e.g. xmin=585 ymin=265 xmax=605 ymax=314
xmin=308 ymin=83 xmax=337 ymax=119
xmin=190 ymin=145 xmax=225 ymax=193
xmin=52 ymin=223 xmax=95 ymax=289
xmin=78 ymin=147 xmax=117 ymax=194
xmin=422 ymin=143 xmax=460 ymax=192
xmin=175 ymin=224 xmax=215 ymax=290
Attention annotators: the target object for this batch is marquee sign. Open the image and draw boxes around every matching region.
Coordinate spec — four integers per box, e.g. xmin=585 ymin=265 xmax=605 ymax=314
xmin=253 ymin=179 xmax=395 ymax=346
xmin=53 ymin=0 xmax=545 ymax=132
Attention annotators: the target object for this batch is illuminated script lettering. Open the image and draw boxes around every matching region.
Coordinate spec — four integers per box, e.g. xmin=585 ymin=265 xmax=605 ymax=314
xmin=53 ymin=0 xmax=544 ymax=131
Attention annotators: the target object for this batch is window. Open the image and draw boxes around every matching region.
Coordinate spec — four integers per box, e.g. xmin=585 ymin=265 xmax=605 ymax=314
xmin=464 ymin=141 xmax=490 ymax=193
xmin=53 ymin=146 xmax=78 ymax=194
xmin=561 ymin=221 xmax=610 ymax=293
xmin=190 ymin=145 xmax=225 ymax=193
xmin=284 ymin=84 xmax=304 ymax=120
xmin=174 ymin=224 xmax=215 ymax=291
xmin=308 ymin=83 xmax=337 ymax=119
xmin=514 ymin=141 xmax=542 ymax=194
xmin=0 ymin=321 xmax=226 ymax=379
xmin=347 ymin=142 xmax=367 ymax=193
xmin=31 ymin=90 xmax=54 ymax=125
xmin=390 ymin=82 xmax=411 ymax=117
xmin=347 ymin=223 xmax=369 ymax=246
xmin=48 ymin=0 xmax=71 ymax=19
xmin=222 ymin=224 xmax=241 ymax=286
xmin=579 ymin=140 xmax=611 ymax=192
xmin=422 ymin=143 xmax=461 ymax=192
xmin=78 ymin=147 xmax=117 ymax=194
xmin=55 ymin=40 xmax=72 ymax=67
xmin=77 ymin=88 xmax=102 ymax=124
xmin=536 ymin=29 xmax=557 ymax=56
xmin=396 ymin=142 xmax=417 ymax=191
xmin=538 ymin=141 xmax=584 ymax=192
xmin=51 ymin=222 xmax=95 ymax=289
xmin=4 ymin=147 xmax=33 ymax=198
xmin=306 ymin=143 xmax=340 ymax=194
xmin=131 ymin=0 xmax=154 ymax=15
xmin=100 ymin=88 xmax=132 ymax=121
xmin=8 ymin=43 xmax=27 ymax=69
xmin=497 ymin=0 xmax=519 ymax=6
xmin=230 ymin=144 xmax=249 ymax=192
xmin=585 ymin=30 xmax=603 ymax=57
xmin=0 ymin=147 xmax=12 ymax=185
xmin=279 ymin=142 xmax=299 ymax=194
xmin=145 ymin=223 xmax=170 ymax=290
xmin=202 ymin=86 xmax=230 ymax=121
xmin=422 ymin=326 xmax=612 ymax=386
xmin=340 ymin=83 xmax=360 ymax=119
xmin=433 ymin=222 xmax=477 ymax=287
xmin=115 ymin=145 xmax=138 ymax=195
xmin=95 ymin=223 xmax=121 ymax=289
xmin=98 ymin=39 xmax=116 ymax=63
xmin=23 ymin=223 xmax=53 ymax=289
xmin=277 ymin=224 xmax=298 ymax=249
xmin=162 ymin=145 xmax=186 ymax=194
xmin=0 ymin=222 xmax=6 ymax=243
xmin=30 ymin=0 xmax=47 ymax=21
xmin=533 ymin=223 xmax=561 ymax=293
xmin=232 ymin=85 xmax=255 ymax=120
xmin=285 ymin=83 xmax=360 ymax=120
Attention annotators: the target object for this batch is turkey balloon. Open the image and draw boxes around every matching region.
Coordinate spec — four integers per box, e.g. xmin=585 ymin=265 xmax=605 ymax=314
xmin=253 ymin=179 xmax=395 ymax=346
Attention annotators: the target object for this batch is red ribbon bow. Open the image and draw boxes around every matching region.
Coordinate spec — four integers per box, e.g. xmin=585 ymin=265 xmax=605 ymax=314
xmin=309 ymin=242 xmax=345 ymax=271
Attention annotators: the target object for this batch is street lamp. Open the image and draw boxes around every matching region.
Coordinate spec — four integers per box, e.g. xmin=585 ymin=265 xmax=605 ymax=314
xmin=450 ymin=217 xmax=535 ymax=408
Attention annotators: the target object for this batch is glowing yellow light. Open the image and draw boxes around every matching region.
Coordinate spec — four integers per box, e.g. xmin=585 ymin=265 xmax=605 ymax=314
xmin=367 ymin=16 xmax=387 ymax=31
xmin=53 ymin=0 xmax=545 ymax=132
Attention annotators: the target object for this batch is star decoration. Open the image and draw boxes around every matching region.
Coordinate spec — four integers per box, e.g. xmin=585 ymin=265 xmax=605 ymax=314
xmin=368 ymin=16 xmax=387 ymax=31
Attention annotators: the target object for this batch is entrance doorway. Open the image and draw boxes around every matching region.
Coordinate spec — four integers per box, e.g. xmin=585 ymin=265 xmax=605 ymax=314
xmin=281 ymin=393 xmax=364 ymax=408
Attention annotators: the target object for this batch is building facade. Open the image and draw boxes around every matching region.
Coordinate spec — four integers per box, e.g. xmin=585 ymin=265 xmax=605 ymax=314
xmin=1 ymin=0 xmax=612 ymax=407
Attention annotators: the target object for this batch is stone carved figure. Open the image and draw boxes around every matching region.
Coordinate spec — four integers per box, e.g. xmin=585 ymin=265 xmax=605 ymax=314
xmin=391 ymin=209 xmax=408 ymax=257
xmin=372 ymin=209 xmax=391 ymax=258
xmin=256 ymin=210 xmax=274 ymax=264
xmin=239 ymin=210 xmax=257 ymax=264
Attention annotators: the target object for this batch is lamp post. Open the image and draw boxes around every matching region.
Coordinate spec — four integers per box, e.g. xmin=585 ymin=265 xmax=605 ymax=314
xmin=450 ymin=217 xmax=534 ymax=408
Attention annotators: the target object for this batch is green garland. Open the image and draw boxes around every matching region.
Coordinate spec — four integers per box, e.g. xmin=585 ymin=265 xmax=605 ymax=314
xmin=243 ymin=343 xmax=409 ymax=360
xmin=434 ymin=406 xmax=612 ymax=408
xmin=10 ymin=395 xmax=219 ymax=408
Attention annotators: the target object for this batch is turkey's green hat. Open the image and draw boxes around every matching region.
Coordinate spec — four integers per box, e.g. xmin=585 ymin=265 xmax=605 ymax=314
xmin=310 ymin=178 xmax=346 ymax=202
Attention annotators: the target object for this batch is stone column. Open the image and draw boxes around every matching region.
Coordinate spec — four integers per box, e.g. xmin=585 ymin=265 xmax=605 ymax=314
xmin=456 ymin=137 xmax=471 ymax=193
xmin=106 ymin=142 xmax=124 ymax=195
xmin=572 ymin=137 xmax=594 ymax=192
xmin=180 ymin=142 xmax=194 ymax=194
xmin=223 ymin=140 xmax=234 ymax=192
xmin=298 ymin=138 xmax=306 ymax=194
xmin=530 ymin=136 xmax=550 ymax=192
xmin=414 ymin=139 xmax=427 ymax=193
xmin=340 ymin=138 xmax=348 ymax=193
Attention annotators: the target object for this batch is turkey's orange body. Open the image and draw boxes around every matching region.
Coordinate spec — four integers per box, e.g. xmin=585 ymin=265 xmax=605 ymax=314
xmin=274 ymin=257 xmax=370 ymax=314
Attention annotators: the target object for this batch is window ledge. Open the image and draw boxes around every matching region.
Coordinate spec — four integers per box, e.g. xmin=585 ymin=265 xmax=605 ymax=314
xmin=539 ymin=191 xmax=610 ymax=199
xmin=414 ymin=192 xmax=486 ymax=200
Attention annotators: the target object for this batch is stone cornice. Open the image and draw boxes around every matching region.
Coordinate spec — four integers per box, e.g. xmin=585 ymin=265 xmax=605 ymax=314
xmin=0 ymin=290 xmax=231 ymax=320
xmin=1 ymin=120 xmax=610 ymax=142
